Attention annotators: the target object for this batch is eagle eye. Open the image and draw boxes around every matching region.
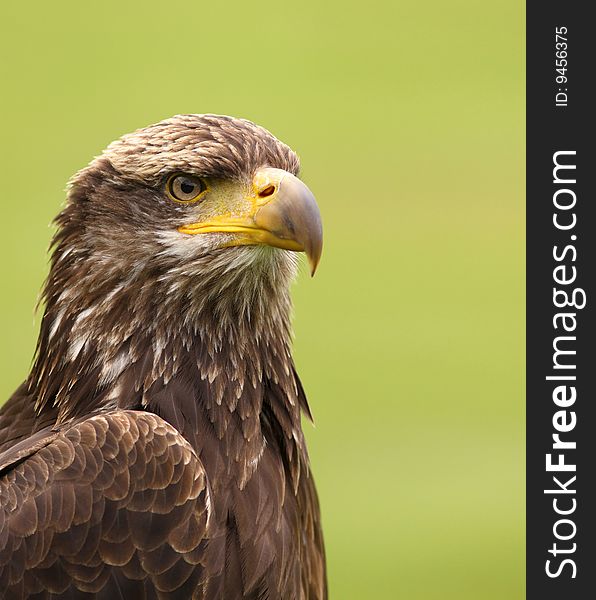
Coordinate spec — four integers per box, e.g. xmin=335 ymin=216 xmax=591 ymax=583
xmin=166 ymin=174 xmax=207 ymax=203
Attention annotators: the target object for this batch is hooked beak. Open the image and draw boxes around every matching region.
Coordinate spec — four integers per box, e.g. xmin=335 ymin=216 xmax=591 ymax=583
xmin=178 ymin=168 xmax=323 ymax=275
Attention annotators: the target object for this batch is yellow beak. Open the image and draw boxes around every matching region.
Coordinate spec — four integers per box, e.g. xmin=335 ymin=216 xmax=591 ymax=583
xmin=178 ymin=168 xmax=323 ymax=275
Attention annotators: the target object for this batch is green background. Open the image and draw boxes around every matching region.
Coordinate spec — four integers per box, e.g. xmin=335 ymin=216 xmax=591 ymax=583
xmin=0 ymin=2 xmax=524 ymax=598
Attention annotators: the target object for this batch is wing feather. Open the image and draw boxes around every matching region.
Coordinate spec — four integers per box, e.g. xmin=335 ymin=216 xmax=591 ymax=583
xmin=0 ymin=409 xmax=211 ymax=598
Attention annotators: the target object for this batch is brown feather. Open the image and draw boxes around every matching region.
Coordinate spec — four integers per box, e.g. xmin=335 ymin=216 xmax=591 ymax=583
xmin=0 ymin=114 xmax=327 ymax=599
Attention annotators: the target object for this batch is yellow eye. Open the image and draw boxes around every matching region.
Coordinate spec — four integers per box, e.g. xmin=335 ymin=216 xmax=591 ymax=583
xmin=166 ymin=174 xmax=207 ymax=203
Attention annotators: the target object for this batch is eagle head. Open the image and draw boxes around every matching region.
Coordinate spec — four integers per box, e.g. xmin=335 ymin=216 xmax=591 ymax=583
xmin=65 ymin=114 xmax=321 ymax=279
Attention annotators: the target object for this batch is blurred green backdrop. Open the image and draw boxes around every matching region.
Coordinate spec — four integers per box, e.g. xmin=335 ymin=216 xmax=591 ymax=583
xmin=0 ymin=2 xmax=524 ymax=598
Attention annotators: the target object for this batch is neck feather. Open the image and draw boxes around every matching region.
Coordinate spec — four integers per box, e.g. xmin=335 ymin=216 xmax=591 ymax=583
xmin=29 ymin=241 xmax=306 ymax=482
xmin=30 ymin=242 xmax=309 ymax=487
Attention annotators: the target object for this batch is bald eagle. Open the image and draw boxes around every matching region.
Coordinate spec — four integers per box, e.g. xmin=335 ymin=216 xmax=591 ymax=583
xmin=0 ymin=115 xmax=326 ymax=599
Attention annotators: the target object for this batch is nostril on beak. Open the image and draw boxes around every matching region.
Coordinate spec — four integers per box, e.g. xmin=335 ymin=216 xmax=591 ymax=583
xmin=258 ymin=184 xmax=276 ymax=199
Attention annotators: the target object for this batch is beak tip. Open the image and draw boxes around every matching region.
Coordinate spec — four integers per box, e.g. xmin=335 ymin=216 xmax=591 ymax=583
xmin=307 ymin=248 xmax=322 ymax=277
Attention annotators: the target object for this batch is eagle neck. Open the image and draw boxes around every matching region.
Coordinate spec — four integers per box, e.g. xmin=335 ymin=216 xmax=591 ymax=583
xmin=29 ymin=245 xmax=306 ymax=487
